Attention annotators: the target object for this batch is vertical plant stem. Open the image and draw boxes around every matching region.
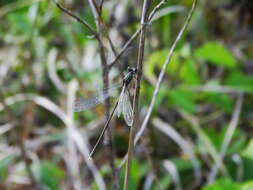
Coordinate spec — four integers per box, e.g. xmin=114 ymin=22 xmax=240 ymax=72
xmin=118 ymin=0 xmax=198 ymax=176
xmin=135 ymin=0 xmax=198 ymax=149
xmin=87 ymin=0 xmax=118 ymax=189
xmin=207 ymin=93 xmax=243 ymax=183
xmin=123 ymin=1 xmax=151 ymax=190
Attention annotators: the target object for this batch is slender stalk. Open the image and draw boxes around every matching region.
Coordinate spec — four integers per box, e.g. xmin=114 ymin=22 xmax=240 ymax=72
xmin=56 ymin=0 xmax=118 ymax=187
xmin=179 ymin=109 xmax=229 ymax=178
xmin=135 ymin=0 xmax=198 ymax=149
xmin=108 ymin=27 xmax=142 ymax=69
xmin=123 ymin=1 xmax=151 ymax=190
xmin=118 ymin=0 xmax=198 ymax=178
xmin=108 ymin=0 xmax=169 ymax=70
xmin=54 ymin=1 xmax=98 ymax=38
xmin=207 ymin=93 xmax=243 ymax=183
xmin=98 ymin=0 xmax=105 ymax=15
xmin=86 ymin=0 xmax=119 ymax=188
xmin=148 ymin=0 xmax=167 ymax=21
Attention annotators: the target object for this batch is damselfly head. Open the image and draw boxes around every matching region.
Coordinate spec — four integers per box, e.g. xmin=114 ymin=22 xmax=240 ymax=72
xmin=127 ymin=67 xmax=137 ymax=74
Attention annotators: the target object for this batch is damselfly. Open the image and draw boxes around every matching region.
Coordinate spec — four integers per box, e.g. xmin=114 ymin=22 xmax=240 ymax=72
xmin=74 ymin=67 xmax=137 ymax=157
xmin=74 ymin=67 xmax=137 ymax=126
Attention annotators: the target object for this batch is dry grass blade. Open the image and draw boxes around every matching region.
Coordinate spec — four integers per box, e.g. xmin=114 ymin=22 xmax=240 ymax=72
xmin=153 ymin=118 xmax=201 ymax=185
xmin=163 ymin=160 xmax=182 ymax=190
xmin=65 ymin=80 xmax=83 ymax=190
xmin=142 ymin=173 xmax=155 ymax=190
xmin=207 ymin=93 xmax=244 ymax=183
xmin=0 ymin=123 xmax=14 ymax=136
xmin=190 ymin=85 xmax=242 ymax=94
xmin=178 ymin=109 xmax=229 ymax=178
xmin=0 ymin=93 xmax=107 ymax=190
xmin=149 ymin=5 xmax=185 ymax=23
xmin=47 ymin=48 xmax=67 ymax=94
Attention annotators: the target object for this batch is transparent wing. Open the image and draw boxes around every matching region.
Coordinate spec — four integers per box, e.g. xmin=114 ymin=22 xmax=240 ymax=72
xmin=74 ymin=83 xmax=121 ymax=112
xmin=117 ymin=85 xmax=125 ymax=117
xmin=122 ymin=88 xmax=133 ymax=126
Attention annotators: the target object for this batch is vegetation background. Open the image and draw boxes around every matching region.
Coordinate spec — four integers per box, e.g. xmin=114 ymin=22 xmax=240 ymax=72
xmin=0 ymin=0 xmax=253 ymax=190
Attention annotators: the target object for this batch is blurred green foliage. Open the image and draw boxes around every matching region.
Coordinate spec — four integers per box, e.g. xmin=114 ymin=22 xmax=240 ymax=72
xmin=1 ymin=0 xmax=253 ymax=189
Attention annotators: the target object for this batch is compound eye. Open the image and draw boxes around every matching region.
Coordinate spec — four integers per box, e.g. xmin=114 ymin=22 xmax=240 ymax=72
xmin=127 ymin=67 xmax=132 ymax=72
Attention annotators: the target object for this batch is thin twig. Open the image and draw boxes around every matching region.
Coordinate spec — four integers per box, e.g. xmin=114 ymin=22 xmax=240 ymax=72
xmin=123 ymin=0 xmax=151 ymax=190
xmin=163 ymin=160 xmax=182 ymax=190
xmin=108 ymin=0 xmax=170 ymax=69
xmin=207 ymin=93 xmax=243 ymax=183
xmin=148 ymin=0 xmax=167 ymax=21
xmin=86 ymin=0 xmax=119 ymax=189
xmin=57 ymin=0 xmax=119 ymax=185
xmin=54 ymin=0 xmax=118 ymax=72
xmin=153 ymin=118 xmax=201 ymax=186
xmin=54 ymin=0 xmax=98 ymax=38
xmin=108 ymin=27 xmax=142 ymax=69
xmin=134 ymin=0 xmax=198 ymax=150
xmin=98 ymin=0 xmax=105 ymax=15
xmin=119 ymin=0 xmax=198 ymax=175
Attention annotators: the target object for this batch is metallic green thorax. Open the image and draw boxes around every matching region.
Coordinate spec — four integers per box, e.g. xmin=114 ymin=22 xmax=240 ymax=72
xmin=123 ymin=68 xmax=137 ymax=86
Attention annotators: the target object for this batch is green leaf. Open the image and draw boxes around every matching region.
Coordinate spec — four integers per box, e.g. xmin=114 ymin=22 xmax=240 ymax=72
xmin=140 ymin=83 xmax=168 ymax=113
xmin=144 ymin=49 xmax=168 ymax=84
xmin=204 ymin=128 xmax=223 ymax=150
xmin=168 ymin=88 xmax=196 ymax=113
xmin=145 ymin=46 xmax=201 ymax=86
xmin=144 ymin=49 xmax=184 ymax=83
xmin=180 ymin=43 xmax=191 ymax=58
xmin=225 ymin=72 xmax=253 ymax=93
xmin=203 ymin=179 xmax=241 ymax=190
xmin=0 ymin=155 xmax=16 ymax=180
xmin=204 ymin=125 xmax=246 ymax=155
xmin=242 ymin=138 xmax=253 ymax=160
xmin=242 ymin=181 xmax=253 ymax=190
xmin=130 ymin=159 xmax=149 ymax=190
xmin=38 ymin=161 xmax=65 ymax=190
xmin=195 ymin=41 xmax=237 ymax=68
xmin=118 ymin=159 xmax=149 ymax=190
xmin=7 ymin=11 xmax=33 ymax=36
xmin=180 ymin=58 xmax=201 ymax=85
xmin=152 ymin=175 xmax=171 ymax=190
xmin=243 ymin=156 xmax=253 ymax=180
xmin=171 ymin=158 xmax=194 ymax=171
xmin=206 ymin=92 xmax=234 ymax=113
